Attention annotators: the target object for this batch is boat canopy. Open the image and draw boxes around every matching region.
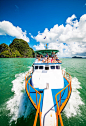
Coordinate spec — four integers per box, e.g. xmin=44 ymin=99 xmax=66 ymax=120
xmin=35 ymin=49 xmax=59 ymax=56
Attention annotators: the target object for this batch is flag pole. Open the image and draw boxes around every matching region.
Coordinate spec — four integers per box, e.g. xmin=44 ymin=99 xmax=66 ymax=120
xmin=46 ymin=44 xmax=47 ymax=49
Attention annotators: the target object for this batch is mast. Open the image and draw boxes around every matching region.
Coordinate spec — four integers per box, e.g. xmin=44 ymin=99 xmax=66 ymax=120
xmin=46 ymin=44 xmax=47 ymax=49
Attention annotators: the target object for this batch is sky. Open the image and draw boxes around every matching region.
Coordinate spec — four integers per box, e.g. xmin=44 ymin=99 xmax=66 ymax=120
xmin=0 ymin=0 xmax=86 ymax=57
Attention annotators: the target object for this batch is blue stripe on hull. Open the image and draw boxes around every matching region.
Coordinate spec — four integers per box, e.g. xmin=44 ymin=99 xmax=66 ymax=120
xmin=51 ymin=78 xmax=69 ymax=112
xmin=27 ymin=78 xmax=44 ymax=111
xmin=27 ymin=77 xmax=69 ymax=112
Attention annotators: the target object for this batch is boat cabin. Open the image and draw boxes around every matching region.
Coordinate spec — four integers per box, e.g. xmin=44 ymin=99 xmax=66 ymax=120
xmin=32 ymin=49 xmax=64 ymax=89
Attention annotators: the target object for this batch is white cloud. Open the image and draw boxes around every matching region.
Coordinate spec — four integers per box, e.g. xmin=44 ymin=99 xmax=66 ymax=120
xmin=0 ymin=21 xmax=29 ymax=42
xmin=32 ymin=14 xmax=86 ymax=57
xmin=70 ymin=42 xmax=86 ymax=56
xmin=66 ymin=14 xmax=77 ymax=25
xmin=46 ymin=43 xmax=71 ymax=57
xmin=34 ymin=42 xmax=86 ymax=57
xmin=32 ymin=14 xmax=86 ymax=44
xmin=29 ymin=33 xmax=34 ymax=39
xmin=33 ymin=43 xmax=45 ymax=50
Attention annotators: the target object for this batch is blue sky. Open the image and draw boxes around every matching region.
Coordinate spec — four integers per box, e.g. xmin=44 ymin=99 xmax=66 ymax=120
xmin=0 ymin=0 xmax=86 ymax=57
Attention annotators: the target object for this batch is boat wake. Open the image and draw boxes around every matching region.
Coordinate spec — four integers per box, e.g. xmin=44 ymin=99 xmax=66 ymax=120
xmin=63 ymin=77 xmax=84 ymax=118
xmin=5 ymin=68 xmax=84 ymax=124
xmin=6 ymin=67 xmax=33 ymax=124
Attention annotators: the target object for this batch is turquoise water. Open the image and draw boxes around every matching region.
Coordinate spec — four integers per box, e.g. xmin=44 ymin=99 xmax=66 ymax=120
xmin=0 ymin=58 xmax=86 ymax=126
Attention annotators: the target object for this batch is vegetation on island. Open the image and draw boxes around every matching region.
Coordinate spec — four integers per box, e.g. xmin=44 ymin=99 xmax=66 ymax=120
xmin=0 ymin=38 xmax=35 ymax=58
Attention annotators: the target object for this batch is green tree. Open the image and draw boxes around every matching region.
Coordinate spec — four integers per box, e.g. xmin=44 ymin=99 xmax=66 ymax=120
xmin=0 ymin=38 xmax=35 ymax=58
xmin=9 ymin=38 xmax=34 ymax=57
xmin=0 ymin=50 xmax=11 ymax=58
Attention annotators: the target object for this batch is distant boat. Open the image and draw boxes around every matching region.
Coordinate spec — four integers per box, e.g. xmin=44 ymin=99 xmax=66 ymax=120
xmin=72 ymin=56 xmax=82 ymax=58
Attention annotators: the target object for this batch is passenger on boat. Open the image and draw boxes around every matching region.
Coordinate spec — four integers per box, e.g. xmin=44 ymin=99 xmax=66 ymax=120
xmin=36 ymin=54 xmax=39 ymax=59
xmin=46 ymin=56 xmax=51 ymax=63
xmin=45 ymin=53 xmax=49 ymax=57
xmin=42 ymin=57 xmax=47 ymax=63
xmin=55 ymin=56 xmax=59 ymax=61
xmin=35 ymin=55 xmax=42 ymax=63
xmin=51 ymin=57 xmax=55 ymax=63
xmin=51 ymin=51 xmax=55 ymax=58
xmin=55 ymin=55 xmax=62 ymax=63
xmin=41 ymin=55 xmax=62 ymax=63
xmin=38 ymin=57 xmax=42 ymax=63
xmin=51 ymin=52 xmax=54 ymax=57
xmin=40 ymin=55 xmax=43 ymax=58
xmin=56 ymin=57 xmax=62 ymax=63
xmin=35 ymin=55 xmax=39 ymax=62
xmin=58 ymin=60 xmax=62 ymax=63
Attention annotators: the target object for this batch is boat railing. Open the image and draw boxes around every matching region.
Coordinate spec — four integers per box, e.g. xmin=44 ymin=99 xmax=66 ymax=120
xmin=25 ymin=71 xmax=42 ymax=126
xmin=55 ymin=70 xmax=72 ymax=126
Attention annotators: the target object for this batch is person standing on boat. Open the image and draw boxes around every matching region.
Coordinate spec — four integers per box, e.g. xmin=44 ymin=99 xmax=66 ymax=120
xmin=45 ymin=53 xmax=49 ymax=57
xmin=51 ymin=51 xmax=54 ymax=57
xmin=51 ymin=51 xmax=55 ymax=58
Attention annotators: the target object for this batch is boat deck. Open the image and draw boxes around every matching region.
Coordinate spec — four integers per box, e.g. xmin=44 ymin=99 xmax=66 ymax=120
xmin=27 ymin=77 xmax=69 ymax=112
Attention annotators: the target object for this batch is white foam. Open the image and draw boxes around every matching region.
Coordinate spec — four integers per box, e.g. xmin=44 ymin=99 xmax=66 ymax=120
xmin=63 ymin=77 xmax=84 ymax=118
xmin=6 ymin=67 xmax=33 ymax=124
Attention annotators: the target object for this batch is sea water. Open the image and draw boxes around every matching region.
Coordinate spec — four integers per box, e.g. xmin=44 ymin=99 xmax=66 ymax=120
xmin=0 ymin=58 xmax=86 ymax=126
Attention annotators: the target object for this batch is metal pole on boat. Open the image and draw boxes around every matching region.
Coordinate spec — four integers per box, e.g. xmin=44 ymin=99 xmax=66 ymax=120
xmin=56 ymin=103 xmax=58 ymax=126
xmin=39 ymin=108 xmax=42 ymax=126
xmin=59 ymin=93 xmax=61 ymax=109
xmin=46 ymin=44 xmax=47 ymax=49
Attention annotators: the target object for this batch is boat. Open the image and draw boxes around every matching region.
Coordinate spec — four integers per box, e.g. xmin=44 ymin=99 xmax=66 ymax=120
xmin=25 ymin=49 xmax=72 ymax=126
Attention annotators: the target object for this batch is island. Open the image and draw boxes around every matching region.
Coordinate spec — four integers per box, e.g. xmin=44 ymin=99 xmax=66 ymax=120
xmin=72 ymin=56 xmax=82 ymax=58
xmin=0 ymin=38 xmax=35 ymax=58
